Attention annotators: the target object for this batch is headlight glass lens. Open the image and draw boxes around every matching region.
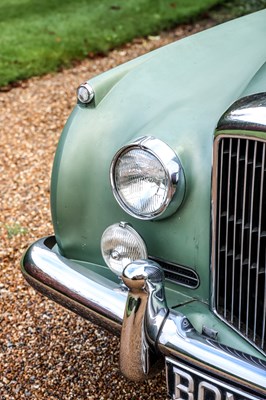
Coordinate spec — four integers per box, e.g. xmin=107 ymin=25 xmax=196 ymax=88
xmin=101 ymin=222 xmax=147 ymax=276
xmin=114 ymin=148 xmax=168 ymax=218
xmin=110 ymin=137 xmax=185 ymax=220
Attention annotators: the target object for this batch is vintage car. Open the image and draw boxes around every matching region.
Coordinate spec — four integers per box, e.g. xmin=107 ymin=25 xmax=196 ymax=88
xmin=21 ymin=9 xmax=266 ymax=399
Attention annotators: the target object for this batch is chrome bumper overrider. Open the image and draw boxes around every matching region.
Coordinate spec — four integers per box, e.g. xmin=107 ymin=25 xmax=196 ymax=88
xmin=22 ymin=236 xmax=266 ymax=397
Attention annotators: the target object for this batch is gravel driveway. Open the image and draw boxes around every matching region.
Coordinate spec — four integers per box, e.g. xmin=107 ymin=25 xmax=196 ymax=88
xmin=0 ymin=20 xmax=213 ymax=400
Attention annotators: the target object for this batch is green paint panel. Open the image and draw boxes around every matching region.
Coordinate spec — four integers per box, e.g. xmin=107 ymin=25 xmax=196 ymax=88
xmin=51 ymin=11 xmax=266 ymax=305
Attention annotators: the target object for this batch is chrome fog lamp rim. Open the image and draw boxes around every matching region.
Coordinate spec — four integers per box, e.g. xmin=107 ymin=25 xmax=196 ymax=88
xmin=77 ymin=82 xmax=94 ymax=104
xmin=110 ymin=136 xmax=185 ymax=220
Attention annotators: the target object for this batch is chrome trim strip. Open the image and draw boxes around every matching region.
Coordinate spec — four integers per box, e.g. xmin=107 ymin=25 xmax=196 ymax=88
xmin=22 ymin=239 xmax=266 ymax=395
xmin=216 ymin=92 xmax=266 ymax=132
xmin=158 ymin=309 xmax=266 ymax=396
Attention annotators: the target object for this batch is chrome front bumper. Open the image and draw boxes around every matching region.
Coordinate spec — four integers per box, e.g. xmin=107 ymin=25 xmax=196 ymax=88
xmin=21 ymin=236 xmax=266 ymax=397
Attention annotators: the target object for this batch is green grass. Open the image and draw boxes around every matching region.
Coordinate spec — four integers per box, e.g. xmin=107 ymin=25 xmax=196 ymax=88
xmin=5 ymin=223 xmax=28 ymax=239
xmin=208 ymin=0 xmax=266 ymax=22
xmin=0 ymin=0 xmax=226 ymax=87
xmin=0 ymin=0 xmax=265 ymax=87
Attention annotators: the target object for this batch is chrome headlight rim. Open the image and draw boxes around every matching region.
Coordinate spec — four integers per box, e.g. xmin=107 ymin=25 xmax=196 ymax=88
xmin=110 ymin=136 xmax=185 ymax=220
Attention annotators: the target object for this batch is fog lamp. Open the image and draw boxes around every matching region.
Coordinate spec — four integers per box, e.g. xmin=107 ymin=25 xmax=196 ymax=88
xmin=77 ymin=82 xmax=94 ymax=104
xmin=101 ymin=222 xmax=147 ymax=276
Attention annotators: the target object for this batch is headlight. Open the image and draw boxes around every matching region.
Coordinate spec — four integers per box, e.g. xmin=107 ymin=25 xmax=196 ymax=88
xmin=110 ymin=136 xmax=185 ymax=220
xmin=101 ymin=222 xmax=147 ymax=276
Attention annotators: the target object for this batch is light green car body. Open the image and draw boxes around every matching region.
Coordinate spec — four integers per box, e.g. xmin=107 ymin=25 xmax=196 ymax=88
xmin=50 ymin=10 xmax=266 ymax=360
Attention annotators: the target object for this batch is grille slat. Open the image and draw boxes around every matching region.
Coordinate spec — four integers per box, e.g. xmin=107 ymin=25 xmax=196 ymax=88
xmin=239 ymin=140 xmax=249 ymax=331
xmin=231 ymin=139 xmax=240 ymax=324
xmin=224 ymin=139 xmax=232 ymax=319
xmin=216 ymin=139 xmax=224 ymax=313
xmin=246 ymin=141 xmax=257 ymax=336
xmin=214 ymin=136 xmax=266 ymax=353
xmin=263 ymin=253 xmax=266 ymax=347
xmin=254 ymin=143 xmax=265 ymax=342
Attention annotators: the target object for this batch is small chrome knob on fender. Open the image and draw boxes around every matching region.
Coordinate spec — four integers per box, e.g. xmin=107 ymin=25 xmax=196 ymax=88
xmin=119 ymin=260 xmax=168 ymax=381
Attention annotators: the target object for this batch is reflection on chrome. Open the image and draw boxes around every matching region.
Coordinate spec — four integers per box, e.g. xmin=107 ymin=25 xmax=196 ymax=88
xmin=230 ymin=107 xmax=266 ymax=125
xmin=22 ymin=237 xmax=266 ymax=395
xmin=120 ymin=260 xmax=168 ymax=381
xmin=22 ymin=236 xmax=127 ymax=334
xmin=217 ymin=92 xmax=266 ymax=132
xmin=120 ymin=260 xmax=266 ymax=395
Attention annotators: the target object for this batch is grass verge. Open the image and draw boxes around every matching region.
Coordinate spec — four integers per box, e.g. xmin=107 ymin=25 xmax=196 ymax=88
xmin=0 ymin=0 xmax=265 ymax=87
xmin=208 ymin=0 xmax=266 ymax=23
xmin=0 ymin=0 xmax=226 ymax=87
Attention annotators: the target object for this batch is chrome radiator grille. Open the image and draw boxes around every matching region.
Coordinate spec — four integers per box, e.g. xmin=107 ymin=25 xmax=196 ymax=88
xmin=213 ymin=136 xmax=266 ymax=353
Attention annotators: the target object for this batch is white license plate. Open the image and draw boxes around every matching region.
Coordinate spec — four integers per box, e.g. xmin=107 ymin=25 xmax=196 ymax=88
xmin=166 ymin=358 xmax=261 ymax=400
